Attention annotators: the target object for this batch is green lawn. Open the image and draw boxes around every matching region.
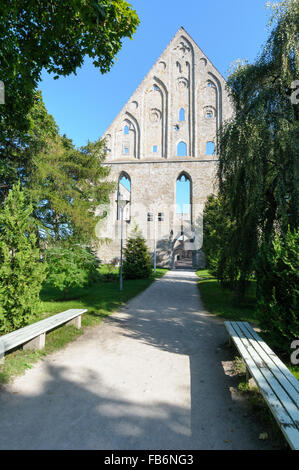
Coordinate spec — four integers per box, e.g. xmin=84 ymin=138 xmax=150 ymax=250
xmin=0 ymin=267 xmax=167 ymax=384
xmin=196 ymin=269 xmax=258 ymax=324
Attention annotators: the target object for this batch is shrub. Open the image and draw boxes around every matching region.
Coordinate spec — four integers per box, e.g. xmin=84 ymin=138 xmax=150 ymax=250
xmin=123 ymin=231 xmax=152 ymax=280
xmin=255 ymin=228 xmax=299 ymax=353
xmin=0 ymin=183 xmax=46 ymax=333
xmin=98 ymin=262 xmax=119 ymax=283
xmin=44 ymin=244 xmax=100 ymax=298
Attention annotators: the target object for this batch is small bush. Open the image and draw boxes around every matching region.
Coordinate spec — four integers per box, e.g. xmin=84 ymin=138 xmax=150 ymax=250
xmin=255 ymin=228 xmax=299 ymax=353
xmin=123 ymin=231 xmax=152 ymax=280
xmin=44 ymin=244 xmax=100 ymax=299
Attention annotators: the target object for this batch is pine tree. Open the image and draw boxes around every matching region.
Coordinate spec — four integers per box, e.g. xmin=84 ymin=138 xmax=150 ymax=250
xmin=123 ymin=229 xmax=152 ymax=280
xmin=0 ymin=183 xmax=46 ymax=333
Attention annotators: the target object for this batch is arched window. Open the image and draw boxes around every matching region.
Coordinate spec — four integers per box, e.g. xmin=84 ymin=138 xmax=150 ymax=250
xmin=124 ymin=125 xmax=129 ymax=135
xmin=177 ymin=141 xmax=187 ymax=157
xmin=179 ymin=108 xmax=185 ymax=122
xmin=117 ymin=173 xmax=131 ymax=221
xmin=176 ymin=173 xmax=192 ymax=220
xmin=206 ymin=141 xmax=215 ymax=155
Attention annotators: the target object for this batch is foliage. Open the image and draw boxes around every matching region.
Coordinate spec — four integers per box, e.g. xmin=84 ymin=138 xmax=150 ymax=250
xmin=8 ymin=91 xmax=115 ymax=243
xmin=0 ymin=0 xmax=139 ymax=176
xmin=0 ymin=183 xmax=46 ymax=333
xmin=98 ymin=262 xmax=119 ymax=282
xmin=29 ymin=95 xmax=114 ymax=242
xmin=255 ymin=227 xmax=299 ymax=353
xmin=123 ymin=228 xmax=152 ymax=280
xmin=216 ymin=0 xmax=298 ymax=299
xmin=0 ymin=88 xmax=59 ymax=202
xmin=203 ymin=194 xmax=236 ymax=281
xmin=44 ymin=244 xmax=100 ymax=299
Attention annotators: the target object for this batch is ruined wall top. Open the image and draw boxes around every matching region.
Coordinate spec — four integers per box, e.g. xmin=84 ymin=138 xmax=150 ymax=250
xmin=103 ymin=27 xmax=233 ymax=163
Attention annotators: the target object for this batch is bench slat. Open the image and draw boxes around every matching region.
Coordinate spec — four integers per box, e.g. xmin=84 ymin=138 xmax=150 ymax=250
xmin=236 ymin=322 xmax=299 ymax=408
xmin=225 ymin=321 xmax=299 ymax=450
xmin=225 ymin=322 xmax=295 ymax=426
xmin=242 ymin=322 xmax=299 ymax=396
xmin=0 ymin=309 xmax=87 ymax=352
xmin=232 ymin=322 xmax=299 ymax=426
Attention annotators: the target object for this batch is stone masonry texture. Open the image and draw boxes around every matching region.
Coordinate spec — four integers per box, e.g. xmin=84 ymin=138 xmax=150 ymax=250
xmin=96 ymin=27 xmax=234 ymax=268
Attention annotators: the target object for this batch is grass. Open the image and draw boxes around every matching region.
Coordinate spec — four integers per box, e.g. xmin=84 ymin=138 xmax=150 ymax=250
xmin=289 ymin=366 xmax=299 ymax=381
xmin=0 ymin=267 xmax=167 ymax=385
xmin=196 ymin=269 xmax=258 ymax=324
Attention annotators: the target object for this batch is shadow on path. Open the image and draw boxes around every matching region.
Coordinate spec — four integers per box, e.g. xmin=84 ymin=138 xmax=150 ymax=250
xmin=0 ymin=271 xmax=276 ymax=450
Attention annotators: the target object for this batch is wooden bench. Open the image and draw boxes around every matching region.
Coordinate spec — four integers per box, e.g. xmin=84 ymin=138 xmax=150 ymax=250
xmin=224 ymin=321 xmax=299 ymax=450
xmin=0 ymin=309 xmax=87 ymax=356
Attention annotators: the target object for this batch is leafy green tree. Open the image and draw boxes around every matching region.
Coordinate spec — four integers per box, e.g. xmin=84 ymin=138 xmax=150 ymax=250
xmin=0 ymin=0 xmax=139 ymax=132
xmin=0 ymin=0 xmax=139 ymax=195
xmin=44 ymin=244 xmax=100 ymax=299
xmin=203 ymin=194 xmax=229 ymax=274
xmin=5 ymin=91 xmax=114 ymax=244
xmin=202 ymin=194 xmax=237 ymax=284
xmin=255 ymin=228 xmax=299 ymax=353
xmin=123 ymin=229 xmax=152 ymax=280
xmin=29 ymin=110 xmax=114 ymax=243
xmin=0 ymin=183 xmax=46 ymax=333
xmin=217 ymin=0 xmax=298 ymax=298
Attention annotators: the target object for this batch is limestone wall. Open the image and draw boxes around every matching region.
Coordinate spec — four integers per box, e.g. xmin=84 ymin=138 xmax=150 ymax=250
xmin=96 ymin=27 xmax=234 ymax=268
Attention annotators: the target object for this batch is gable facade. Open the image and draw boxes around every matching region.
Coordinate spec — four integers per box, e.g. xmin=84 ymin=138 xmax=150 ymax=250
xmin=96 ymin=27 xmax=233 ymax=268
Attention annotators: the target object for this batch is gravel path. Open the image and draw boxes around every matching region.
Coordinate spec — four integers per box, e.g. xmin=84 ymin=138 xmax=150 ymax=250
xmin=0 ymin=270 xmax=275 ymax=449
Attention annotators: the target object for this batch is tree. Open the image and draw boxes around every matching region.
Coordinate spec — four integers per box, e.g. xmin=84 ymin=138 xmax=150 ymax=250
xmin=0 ymin=183 xmax=46 ymax=333
xmin=123 ymin=228 xmax=152 ymax=280
xmin=217 ymin=0 xmax=298 ymax=297
xmin=202 ymin=194 xmax=237 ymax=283
xmin=4 ymin=91 xmax=115 ymax=244
xmin=0 ymin=0 xmax=139 ymax=193
xmin=0 ymin=0 xmax=139 ymax=131
xmin=255 ymin=227 xmax=299 ymax=353
xmin=44 ymin=243 xmax=100 ymax=299
xmin=28 ymin=99 xmax=115 ymax=242
xmin=0 ymin=88 xmax=59 ymax=202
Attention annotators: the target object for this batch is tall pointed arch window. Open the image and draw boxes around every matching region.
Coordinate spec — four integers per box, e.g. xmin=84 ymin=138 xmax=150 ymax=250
xmin=176 ymin=173 xmax=191 ymax=218
xmin=117 ymin=173 xmax=131 ymax=222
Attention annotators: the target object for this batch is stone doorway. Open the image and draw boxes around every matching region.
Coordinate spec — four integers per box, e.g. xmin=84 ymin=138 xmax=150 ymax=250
xmin=172 ymin=238 xmax=194 ymax=270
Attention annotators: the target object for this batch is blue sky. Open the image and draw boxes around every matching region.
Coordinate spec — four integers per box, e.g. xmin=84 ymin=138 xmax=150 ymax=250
xmin=39 ymin=0 xmax=272 ymax=148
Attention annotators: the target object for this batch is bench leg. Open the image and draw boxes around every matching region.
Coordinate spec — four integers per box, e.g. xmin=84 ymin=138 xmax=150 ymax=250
xmin=23 ymin=333 xmax=46 ymax=351
xmin=66 ymin=315 xmax=81 ymax=329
